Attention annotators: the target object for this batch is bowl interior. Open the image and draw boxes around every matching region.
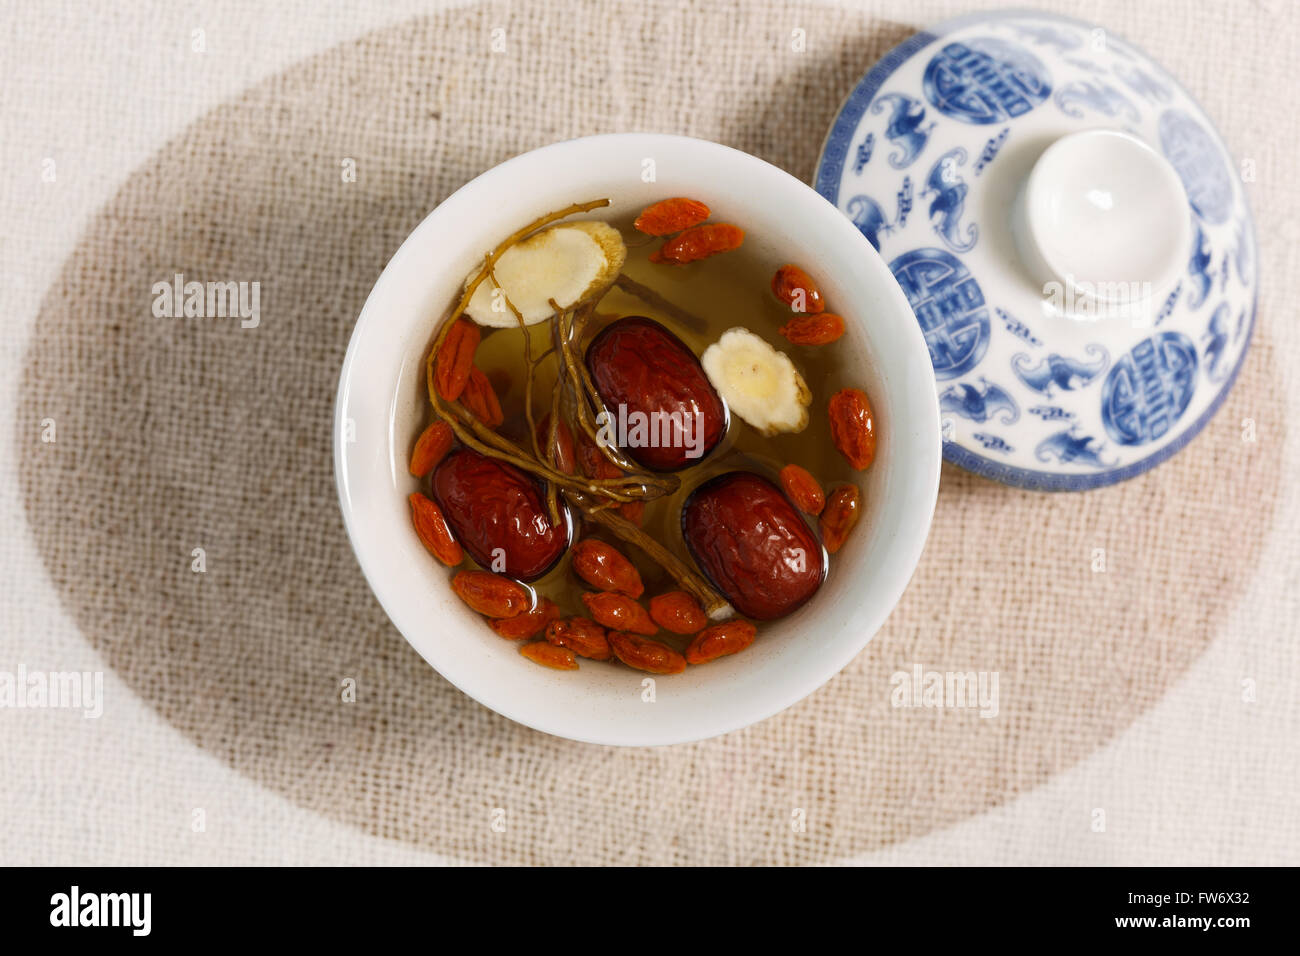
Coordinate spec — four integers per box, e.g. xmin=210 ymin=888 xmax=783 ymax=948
xmin=335 ymin=134 xmax=941 ymax=745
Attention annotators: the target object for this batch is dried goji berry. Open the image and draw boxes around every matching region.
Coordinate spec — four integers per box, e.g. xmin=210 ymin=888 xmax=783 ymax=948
xmin=581 ymin=591 xmax=657 ymax=635
xmin=409 ymin=420 xmax=454 ymax=478
xmin=571 ymin=539 xmax=644 ymax=598
xmin=778 ymin=313 xmax=845 ymax=346
xmin=461 ymin=365 xmax=504 ymax=427
xmin=649 ymin=223 xmax=744 ymax=265
xmin=828 ymin=387 xmax=876 ymax=470
xmin=520 ymin=641 xmax=578 ymax=670
xmin=545 ymin=617 xmax=612 ymax=661
xmin=607 ymin=632 xmax=687 ymax=674
xmin=451 ymin=570 xmax=530 ymax=618
xmin=633 ymin=197 xmax=711 ymax=236
xmin=435 ymin=318 xmax=480 ymax=401
xmin=619 ymin=501 xmax=645 ymax=525
xmin=819 ymin=484 xmax=861 ymax=554
xmin=535 ymin=413 xmax=577 ymax=475
xmin=490 ymin=598 xmax=559 ymax=640
xmin=408 ymin=492 xmax=463 ymax=566
xmin=778 ymin=464 xmax=825 ymax=516
xmin=771 ymin=264 xmax=825 ymax=314
xmin=685 ymin=619 xmax=757 ymax=664
xmin=648 ymin=591 xmax=707 ymax=635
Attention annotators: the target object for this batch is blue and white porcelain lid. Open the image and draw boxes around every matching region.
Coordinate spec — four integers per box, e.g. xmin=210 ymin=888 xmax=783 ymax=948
xmin=815 ymin=9 xmax=1258 ymax=491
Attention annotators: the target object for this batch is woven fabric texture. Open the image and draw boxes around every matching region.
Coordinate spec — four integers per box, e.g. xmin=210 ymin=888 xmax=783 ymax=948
xmin=1 ymin=0 xmax=1297 ymax=865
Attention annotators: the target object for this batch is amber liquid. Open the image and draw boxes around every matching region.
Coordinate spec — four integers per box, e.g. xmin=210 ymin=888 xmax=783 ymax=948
xmin=426 ymin=216 xmax=860 ymax=648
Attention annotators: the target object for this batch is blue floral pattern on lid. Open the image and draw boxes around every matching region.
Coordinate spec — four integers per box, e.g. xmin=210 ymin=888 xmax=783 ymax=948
xmin=1101 ymin=332 xmax=1198 ymax=446
xmin=889 ymin=247 xmax=990 ymax=379
xmin=1159 ymin=109 xmax=1233 ymax=225
xmin=815 ymin=10 xmax=1258 ymax=491
xmin=923 ymin=38 xmax=1052 ymax=124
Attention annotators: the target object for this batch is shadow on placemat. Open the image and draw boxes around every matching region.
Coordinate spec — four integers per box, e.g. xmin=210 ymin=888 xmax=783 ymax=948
xmin=17 ymin=1 xmax=1282 ymax=864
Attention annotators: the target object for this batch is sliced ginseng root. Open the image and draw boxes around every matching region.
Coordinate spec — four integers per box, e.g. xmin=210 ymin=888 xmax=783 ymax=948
xmin=462 ymin=221 xmax=627 ymax=327
xmin=701 ymin=327 xmax=810 ymax=435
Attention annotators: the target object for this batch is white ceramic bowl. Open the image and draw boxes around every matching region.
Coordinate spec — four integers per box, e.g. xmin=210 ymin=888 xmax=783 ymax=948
xmin=334 ymin=133 xmax=941 ymax=746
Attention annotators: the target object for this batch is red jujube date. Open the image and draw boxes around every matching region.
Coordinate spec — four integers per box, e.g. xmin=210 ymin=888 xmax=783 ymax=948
xmin=584 ymin=316 xmax=726 ymax=471
xmin=432 ymin=448 xmax=570 ymax=581
xmin=681 ymin=471 xmax=824 ymax=620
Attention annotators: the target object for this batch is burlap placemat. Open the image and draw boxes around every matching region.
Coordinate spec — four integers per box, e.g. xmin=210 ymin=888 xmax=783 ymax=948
xmin=13 ymin=0 xmax=1294 ymax=864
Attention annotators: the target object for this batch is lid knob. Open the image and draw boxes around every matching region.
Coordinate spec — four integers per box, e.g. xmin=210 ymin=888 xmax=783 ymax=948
xmin=1014 ymin=129 xmax=1190 ymax=310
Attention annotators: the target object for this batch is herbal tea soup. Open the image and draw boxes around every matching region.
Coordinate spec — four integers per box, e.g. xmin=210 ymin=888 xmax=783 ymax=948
xmin=408 ymin=197 xmax=876 ymax=674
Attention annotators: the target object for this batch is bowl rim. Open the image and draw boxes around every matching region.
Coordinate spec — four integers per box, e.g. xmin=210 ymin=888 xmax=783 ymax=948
xmin=333 ymin=132 xmax=942 ymax=746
